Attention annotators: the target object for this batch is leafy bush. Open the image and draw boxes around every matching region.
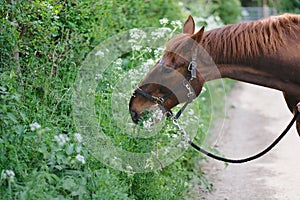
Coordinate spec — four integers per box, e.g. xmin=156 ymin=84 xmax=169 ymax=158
xmin=276 ymin=0 xmax=300 ymax=14
xmin=0 ymin=0 xmax=233 ymax=199
xmin=183 ymin=0 xmax=242 ymax=24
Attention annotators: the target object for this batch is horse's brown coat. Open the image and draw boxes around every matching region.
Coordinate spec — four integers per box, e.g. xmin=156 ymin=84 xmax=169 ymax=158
xmin=129 ymin=14 xmax=300 ymax=134
xmin=202 ymin=14 xmax=300 ymax=64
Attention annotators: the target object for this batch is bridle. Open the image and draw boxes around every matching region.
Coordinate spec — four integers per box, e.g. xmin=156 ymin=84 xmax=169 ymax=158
xmin=134 ymin=47 xmax=198 ymax=117
xmin=132 ymin=47 xmax=300 ymax=164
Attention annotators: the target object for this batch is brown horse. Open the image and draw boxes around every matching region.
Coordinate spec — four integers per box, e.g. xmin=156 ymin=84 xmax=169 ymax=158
xmin=129 ymin=14 xmax=300 ymax=135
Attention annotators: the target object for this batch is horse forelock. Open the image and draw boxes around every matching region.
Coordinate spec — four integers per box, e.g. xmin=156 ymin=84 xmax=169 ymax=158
xmin=165 ymin=34 xmax=195 ymax=56
xmin=201 ymin=14 xmax=300 ymax=64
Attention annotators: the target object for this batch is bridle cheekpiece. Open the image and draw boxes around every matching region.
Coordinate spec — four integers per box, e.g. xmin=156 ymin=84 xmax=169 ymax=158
xmin=133 ymin=48 xmax=198 ymax=117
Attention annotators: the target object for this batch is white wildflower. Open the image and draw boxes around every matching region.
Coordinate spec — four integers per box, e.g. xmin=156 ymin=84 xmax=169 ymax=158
xmin=126 ymin=165 xmax=133 ymax=171
xmin=74 ymin=133 xmax=82 ymax=143
xmin=154 ymin=109 xmax=164 ymax=121
xmin=6 ymin=170 xmax=15 ymax=180
xmin=95 ymin=73 xmax=102 ymax=80
xmin=114 ymin=58 xmax=122 ymax=66
xmin=178 ymin=2 xmax=184 ymax=6
xmin=132 ymin=44 xmax=142 ymax=51
xmin=29 ymin=122 xmax=41 ymax=131
xmin=1 ymin=170 xmax=15 ymax=180
xmin=154 ymin=47 xmax=165 ymax=58
xmin=130 ymin=28 xmax=146 ymax=40
xmin=46 ymin=3 xmax=53 ymax=9
xmin=188 ymin=109 xmax=194 ymax=115
xmin=95 ymin=50 xmax=104 ymax=57
xmin=159 ymin=18 xmax=169 ymax=25
xmin=204 ymin=16 xmax=224 ymax=30
xmin=151 ymin=28 xmax=171 ymax=40
xmin=128 ymin=39 xmax=137 ymax=43
xmin=141 ymin=59 xmax=155 ymax=70
xmin=75 ymin=154 xmax=86 ymax=164
xmin=54 ymin=134 xmax=70 ymax=146
xmin=145 ymin=47 xmax=152 ymax=53
xmin=171 ymin=20 xmax=182 ymax=29
xmin=87 ymin=88 xmax=94 ymax=95
xmin=143 ymin=118 xmax=153 ymax=129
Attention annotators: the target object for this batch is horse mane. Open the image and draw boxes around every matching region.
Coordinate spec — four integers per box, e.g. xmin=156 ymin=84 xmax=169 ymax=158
xmin=201 ymin=14 xmax=300 ymax=64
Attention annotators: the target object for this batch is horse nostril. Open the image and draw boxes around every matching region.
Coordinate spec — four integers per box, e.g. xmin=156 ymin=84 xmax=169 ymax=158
xmin=130 ymin=109 xmax=140 ymax=124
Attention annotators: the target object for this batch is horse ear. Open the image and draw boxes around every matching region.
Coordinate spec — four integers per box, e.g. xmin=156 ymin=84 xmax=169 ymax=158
xmin=192 ymin=26 xmax=205 ymax=43
xmin=183 ymin=15 xmax=195 ymax=34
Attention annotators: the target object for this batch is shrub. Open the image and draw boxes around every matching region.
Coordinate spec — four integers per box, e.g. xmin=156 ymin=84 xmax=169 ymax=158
xmin=276 ymin=0 xmax=300 ymax=14
xmin=183 ymin=0 xmax=242 ymax=24
xmin=0 ymin=0 xmax=230 ymax=199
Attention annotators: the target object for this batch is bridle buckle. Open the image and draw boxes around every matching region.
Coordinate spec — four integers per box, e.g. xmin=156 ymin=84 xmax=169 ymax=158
xmin=188 ymin=61 xmax=197 ymax=79
xmin=154 ymin=97 xmax=165 ymax=104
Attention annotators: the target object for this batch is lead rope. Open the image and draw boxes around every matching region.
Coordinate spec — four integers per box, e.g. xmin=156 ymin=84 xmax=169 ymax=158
xmin=171 ymin=106 xmax=299 ymax=164
xmin=133 ymin=46 xmax=299 ymax=163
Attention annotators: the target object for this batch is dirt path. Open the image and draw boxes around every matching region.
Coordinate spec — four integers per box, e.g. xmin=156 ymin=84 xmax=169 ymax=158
xmin=193 ymin=82 xmax=300 ymax=200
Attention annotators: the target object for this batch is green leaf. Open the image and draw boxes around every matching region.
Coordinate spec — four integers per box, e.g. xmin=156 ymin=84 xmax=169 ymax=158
xmin=0 ymin=86 xmax=7 ymax=91
xmin=62 ymin=178 xmax=76 ymax=191
xmin=20 ymin=111 xmax=28 ymax=122
xmin=13 ymin=125 xmax=24 ymax=135
xmin=7 ymin=112 xmax=18 ymax=123
xmin=66 ymin=144 xmax=74 ymax=155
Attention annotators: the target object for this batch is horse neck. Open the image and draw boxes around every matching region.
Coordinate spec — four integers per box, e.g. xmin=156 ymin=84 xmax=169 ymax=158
xmin=199 ymin=28 xmax=261 ymax=81
xmin=198 ymin=26 xmax=300 ymax=96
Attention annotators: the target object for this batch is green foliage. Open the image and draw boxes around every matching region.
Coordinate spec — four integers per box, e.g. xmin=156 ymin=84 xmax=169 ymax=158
xmin=211 ymin=0 xmax=242 ymax=24
xmin=276 ymin=0 xmax=300 ymax=14
xmin=0 ymin=0 xmax=231 ymax=199
xmin=185 ymin=0 xmax=242 ymax=24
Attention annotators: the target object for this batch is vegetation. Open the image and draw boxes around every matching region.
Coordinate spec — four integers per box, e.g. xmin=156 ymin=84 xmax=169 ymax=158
xmin=1 ymin=0 xmax=239 ymax=199
xmin=276 ymin=0 xmax=300 ymax=14
xmin=184 ymin=0 xmax=242 ymax=24
xmin=241 ymin=0 xmax=300 ymax=14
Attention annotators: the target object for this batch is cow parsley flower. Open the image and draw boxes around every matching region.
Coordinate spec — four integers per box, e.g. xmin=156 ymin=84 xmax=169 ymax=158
xmin=151 ymin=28 xmax=171 ymax=40
xmin=154 ymin=109 xmax=164 ymax=121
xmin=114 ymin=58 xmax=122 ymax=67
xmin=132 ymin=44 xmax=143 ymax=51
xmin=1 ymin=170 xmax=15 ymax=180
xmin=143 ymin=119 xmax=153 ymax=129
xmin=128 ymin=39 xmax=137 ymax=44
xmin=130 ymin=28 xmax=146 ymax=40
xmin=76 ymin=154 xmax=86 ymax=164
xmin=29 ymin=122 xmax=41 ymax=131
xmin=188 ymin=109 xmax=194 ymax=115
xmin=159 ymin=18 xmax=169 ymax=25
xmin=141 ymin=59 xmax=155 ymax=70
xmin=171 ymin=20 xmax=182 ymax=29
xmin=95 ymin=50 xmax=104 ymax=57
xmin=95 ymin=73 xmax=102 ymax=80
xmin=54 ymin=134 xmax=70 ymax=146
xmin=154 ymin=48 xmax=165 ymax=59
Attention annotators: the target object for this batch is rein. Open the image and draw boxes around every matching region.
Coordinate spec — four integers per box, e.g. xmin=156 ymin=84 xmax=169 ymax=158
xmin=133 ymin=48 xmax=300 ymax=164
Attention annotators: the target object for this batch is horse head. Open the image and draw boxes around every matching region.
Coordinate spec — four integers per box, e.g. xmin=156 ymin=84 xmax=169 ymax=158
xmin=129 ymin=16 xmax=205 ymax=123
